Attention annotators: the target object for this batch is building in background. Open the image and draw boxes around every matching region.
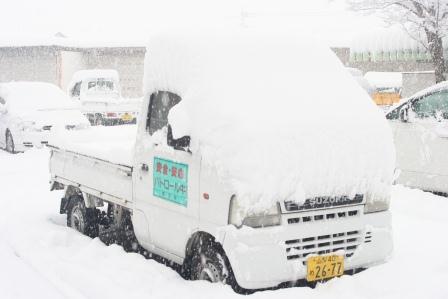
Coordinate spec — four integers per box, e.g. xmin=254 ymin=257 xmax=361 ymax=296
xmin=0 ymin=35 xmax=145 ymax=98
xmin=348 ymin=28 xmax=446 ymax=74
xmin=348 ymin=28 xmax=447 ymax=98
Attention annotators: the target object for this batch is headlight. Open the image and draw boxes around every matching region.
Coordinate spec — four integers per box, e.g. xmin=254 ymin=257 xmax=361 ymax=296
xmin=20 ymin=121 xmax=41 ymax=132
xmin=228 ymin=195 xmax=281 ymax=228
xmin=364 ymin=194 xmax=390 ymax=214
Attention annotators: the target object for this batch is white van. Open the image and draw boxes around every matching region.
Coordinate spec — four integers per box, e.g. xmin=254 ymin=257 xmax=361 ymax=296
xmin=68 ymin=69 xmax=139 ymax=125
xmin=49 ymin=33 xmax=395 ymax=291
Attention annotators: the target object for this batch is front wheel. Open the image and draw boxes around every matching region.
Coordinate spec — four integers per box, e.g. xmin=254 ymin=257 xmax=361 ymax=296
xmin=5 ymin=130 xmax=15 ymax=153
xmin=67 ymin=196 xmax=98 ymax=238
xmin=189 ymin=240 xmax=228 ymax=284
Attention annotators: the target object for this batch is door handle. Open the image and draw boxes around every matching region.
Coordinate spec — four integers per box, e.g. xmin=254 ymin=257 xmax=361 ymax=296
xmin=141 ymin=163 xmax=149 ymax=171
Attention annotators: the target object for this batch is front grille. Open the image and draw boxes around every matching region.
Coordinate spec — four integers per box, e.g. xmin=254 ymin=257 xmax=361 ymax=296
xmin=42 ymin=125 xmax=52 ymax=131
xmin=287 ymin=208 xmax=360 ymax=224
xmin=285 ymin=230 xmax=363 ymax=264
xmin=284 ymin=194 xmax=364 ymax=212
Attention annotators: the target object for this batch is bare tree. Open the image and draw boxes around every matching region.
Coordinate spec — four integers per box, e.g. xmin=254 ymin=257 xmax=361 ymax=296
xmin=349 ymin=0 xmax=448 ymax=82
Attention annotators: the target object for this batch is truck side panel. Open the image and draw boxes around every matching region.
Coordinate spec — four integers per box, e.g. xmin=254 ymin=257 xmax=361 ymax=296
xmin=50 ymin=148 xmax=133 ymax=207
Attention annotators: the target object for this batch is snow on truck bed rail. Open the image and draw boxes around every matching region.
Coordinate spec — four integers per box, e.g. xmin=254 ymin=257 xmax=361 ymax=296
xmin=49 ymin=125 xmax=137 ymax=166
xmin=144 ymin=32 xmax=395 ymax=213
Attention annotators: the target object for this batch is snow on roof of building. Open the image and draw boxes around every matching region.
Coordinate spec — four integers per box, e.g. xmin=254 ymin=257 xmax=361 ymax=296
xmin=351 ymin=26 xmax=447 ymax=53
xmin=0 ymin=34 xmax=146 ymax=49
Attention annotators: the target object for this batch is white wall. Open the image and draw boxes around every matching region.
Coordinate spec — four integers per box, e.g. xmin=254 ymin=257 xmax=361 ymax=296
xmin=59 ymin=50 xmax=85 ymax=92
xmin=402 ymin=72 xmax=436 ymax=98
xmin=0 ymin=47 xmax=58 ymax=84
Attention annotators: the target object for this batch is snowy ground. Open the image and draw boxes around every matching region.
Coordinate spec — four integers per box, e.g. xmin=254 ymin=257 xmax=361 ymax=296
xmin=0 ymin=149 xmax=447 ymax=299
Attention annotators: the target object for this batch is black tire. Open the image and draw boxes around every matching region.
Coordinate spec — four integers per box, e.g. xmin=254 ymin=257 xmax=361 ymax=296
xmin=66 ymin=196 xmax=99 ymax=238
xmin=5 ymin=130 xmax=15 ymax=153
xmin=189 ymin=237 xmax=228 ymax=284
xmin=93 ymin=114 xmax=104 ymax=126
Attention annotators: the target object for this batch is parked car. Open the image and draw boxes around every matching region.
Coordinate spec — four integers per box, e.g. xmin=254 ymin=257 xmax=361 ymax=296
xmin=0 ymin=82 xmax=90 ymax=153
xmin=386 ymin=81 xmax=448 ymax=194
xmin=67 ymin=69 xmax=139 ymax=125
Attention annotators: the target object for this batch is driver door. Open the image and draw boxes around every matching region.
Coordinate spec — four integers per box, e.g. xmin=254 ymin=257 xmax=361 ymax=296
xmin=391 ymin=90 xmax=448 ymax=192
xmin=133 ymin=91 xmax=200 ymax=260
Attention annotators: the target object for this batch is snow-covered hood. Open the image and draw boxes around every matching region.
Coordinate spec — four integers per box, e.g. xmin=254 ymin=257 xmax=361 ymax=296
xmin=20 ymin=109 xmax=89 ymax=128
xmin=144 ymin=32 xmax=396 ymax=212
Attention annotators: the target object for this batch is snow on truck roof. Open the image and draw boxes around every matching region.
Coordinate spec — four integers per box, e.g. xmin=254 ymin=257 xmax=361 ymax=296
xmin=144 ymin=32 xmax=395 ymax=213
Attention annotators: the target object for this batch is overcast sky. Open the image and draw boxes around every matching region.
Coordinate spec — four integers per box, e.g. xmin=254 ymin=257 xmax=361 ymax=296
xmin=1 ymin=0 xmax=385 ymax=46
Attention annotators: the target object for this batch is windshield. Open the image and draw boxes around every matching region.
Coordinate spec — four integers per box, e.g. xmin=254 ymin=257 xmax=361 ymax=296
xmin=86 ymin=79 xmax=116 ymax=94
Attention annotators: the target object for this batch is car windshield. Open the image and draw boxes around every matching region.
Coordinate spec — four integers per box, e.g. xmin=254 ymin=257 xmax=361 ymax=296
xmin=86 ymin=79 xmax=116 ymax=94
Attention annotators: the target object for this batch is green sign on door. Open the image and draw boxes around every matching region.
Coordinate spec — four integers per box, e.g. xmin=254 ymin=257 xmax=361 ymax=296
xmin=153 ymin=157 xmax=188 ymax=206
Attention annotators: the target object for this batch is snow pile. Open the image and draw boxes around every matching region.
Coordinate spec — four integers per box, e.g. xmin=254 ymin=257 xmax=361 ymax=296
xmin=48 ymin=125 xmax=137 ymax=166
xmin=0 ymin=82 xmax=78 ymax=114
xmin=144 ymin=32 xmax=395 ymax=212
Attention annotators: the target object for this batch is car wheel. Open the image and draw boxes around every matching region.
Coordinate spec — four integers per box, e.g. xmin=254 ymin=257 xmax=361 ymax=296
xmin=189 ymin=238 xmax=228 ymax=284
xmin=5 ymin=130 xmax=15 ymax=153
xmin=93 ymin=114 xmax=103 ymax=126
xmin=67 ymin=196 xmax=99 ymax=238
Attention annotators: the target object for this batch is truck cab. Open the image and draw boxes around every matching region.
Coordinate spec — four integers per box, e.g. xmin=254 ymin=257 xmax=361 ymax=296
xmin=68 ymin=69 xmax=138 ymax=125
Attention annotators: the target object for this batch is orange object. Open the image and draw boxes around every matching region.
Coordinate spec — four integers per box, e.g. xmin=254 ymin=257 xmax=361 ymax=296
xmin=373 ymin=92 xmax=401 ymax=106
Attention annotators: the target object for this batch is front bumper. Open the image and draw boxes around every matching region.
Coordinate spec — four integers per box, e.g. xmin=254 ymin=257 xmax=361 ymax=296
xmin=85 ymin=112 xmax=137 ymax=125
xmin=14 ymin=131 xmax=50 ymax=151
xmin=222 ymin=209 xmax=392 ymax=290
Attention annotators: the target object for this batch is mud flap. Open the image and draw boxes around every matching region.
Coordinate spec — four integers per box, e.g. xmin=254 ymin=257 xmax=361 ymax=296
xmin=60 ymin=197 xmax=69 ymax=214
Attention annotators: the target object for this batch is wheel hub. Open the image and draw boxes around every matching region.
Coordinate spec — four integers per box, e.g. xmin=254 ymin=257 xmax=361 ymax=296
xmin=199 ymin=262 xmax=222 ymax=283
xmin=71 ymin=206 xmax=85 ymax=233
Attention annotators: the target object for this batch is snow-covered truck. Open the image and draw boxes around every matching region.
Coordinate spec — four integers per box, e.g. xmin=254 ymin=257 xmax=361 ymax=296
xmin=67 ymin=69 xmax=139 ymax=125
xmin=49 ymin=33 xmax=395 ymax=291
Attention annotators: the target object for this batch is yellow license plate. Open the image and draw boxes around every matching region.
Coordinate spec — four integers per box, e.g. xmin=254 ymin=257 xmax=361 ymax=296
xmin=121 ymin=113 xmax=133 ymax=121
xmin=306 ymin=255 xmax=344 ymax=282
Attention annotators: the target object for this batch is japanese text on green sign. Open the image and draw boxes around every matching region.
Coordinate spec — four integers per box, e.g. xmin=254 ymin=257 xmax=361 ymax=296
xmin=153 ymin=157 xmax=188 ymax=206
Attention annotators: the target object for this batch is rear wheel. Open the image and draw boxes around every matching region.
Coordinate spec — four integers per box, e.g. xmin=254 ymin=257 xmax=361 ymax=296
xmin=5 ymin=130 xmax=15 ymax=153
xmin=67 ymin=196 xmax=99 ymax=238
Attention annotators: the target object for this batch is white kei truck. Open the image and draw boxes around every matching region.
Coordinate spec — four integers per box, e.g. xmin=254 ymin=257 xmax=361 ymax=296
xmin=67 ymin=69 xmax=139 ymax=126
xmin=49 ymin=33 xmax=394 ymax=292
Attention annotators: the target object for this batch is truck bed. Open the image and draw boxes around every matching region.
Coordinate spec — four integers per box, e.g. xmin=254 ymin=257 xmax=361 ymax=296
xmin=49 ymin=125 xmax=137 ymax=207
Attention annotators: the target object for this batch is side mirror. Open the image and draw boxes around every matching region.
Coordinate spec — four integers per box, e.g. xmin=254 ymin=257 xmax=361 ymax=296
xmin=399 ymin=105 xmax=409 ymax=122
xmin=167 ymin=125 xmax=191 ymax=151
